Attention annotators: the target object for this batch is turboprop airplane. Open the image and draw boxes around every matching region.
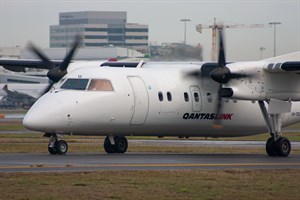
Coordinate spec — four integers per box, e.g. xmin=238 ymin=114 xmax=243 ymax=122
xmin=3 ymin=33 xmax=300 ymax=157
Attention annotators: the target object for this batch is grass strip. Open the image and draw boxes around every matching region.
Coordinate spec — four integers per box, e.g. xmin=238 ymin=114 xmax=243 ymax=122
xmin=0 ymin=169 xmax=299 ymax=200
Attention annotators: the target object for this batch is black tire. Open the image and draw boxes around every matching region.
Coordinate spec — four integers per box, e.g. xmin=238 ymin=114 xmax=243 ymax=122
xmin=275 ymin=137 xmax=291 ymax=157
xmin=114 ymin=136 xmax=128 ymax=154
xmin=56 ymin=140 xmax=68 ymax=155
xmin=266 ymin=137 xmax=277 ymax=157
xmin=48 ymin=143 xmax=58 ymax=155
xmin=104 ymin=136 xmax=116 ymax=153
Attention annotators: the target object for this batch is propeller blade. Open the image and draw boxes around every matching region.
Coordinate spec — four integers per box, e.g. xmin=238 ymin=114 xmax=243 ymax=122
xmin=212 ymin=84 xmax=224 ymax=129
xmin=42 ymin=81 xmax=55 ymax=94
xmin=60 ymin=35 xmax=81 ymax=71
xmin=212 ymin=28 xmax=226 ymax=129
xmin=228 ymin=72 xmax=249 ymax=79
xmin=217 ymin=28 xmax=226 ymax=69
xmin=27 ymin=42 xmax=54 ymax=69
xmin=184 ymin=70 xmax=202 ymax=78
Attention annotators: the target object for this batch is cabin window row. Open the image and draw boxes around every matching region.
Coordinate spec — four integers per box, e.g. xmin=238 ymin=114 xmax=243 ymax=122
xmin=184 ymin=92 xmax=200 ymax=102
xmin=158 ymin=91 xmax=242 ymax=104
xmin=158 ymin=91 xmax=200 ymax=103
xmin=158 ymin=91 xmax=172 ymax=101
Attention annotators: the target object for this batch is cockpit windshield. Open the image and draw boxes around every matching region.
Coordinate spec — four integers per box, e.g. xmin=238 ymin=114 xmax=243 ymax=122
xmin=88 ymin=79 xmax=114 ymax=91
xmin=60 ymin=78 xmax=114 ymax=91
xmin=60 ymin=78 xmax=89 ymax=90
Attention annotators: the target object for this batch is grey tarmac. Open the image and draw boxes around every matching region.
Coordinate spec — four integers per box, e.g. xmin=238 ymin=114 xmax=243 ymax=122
xmin=0 ymin=153 xmax=300 ymax=173
xmin=130 ymin=139 xmax=300 ymax=148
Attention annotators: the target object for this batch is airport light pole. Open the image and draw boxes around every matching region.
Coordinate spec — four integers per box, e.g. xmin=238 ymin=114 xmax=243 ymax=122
xmin=259 ymin=47 xmax=266 ymax=59
xmin=269 ymin=22 xmax=281 ymax=57
xmin=180 ymin=19 xmax=191 ymax=45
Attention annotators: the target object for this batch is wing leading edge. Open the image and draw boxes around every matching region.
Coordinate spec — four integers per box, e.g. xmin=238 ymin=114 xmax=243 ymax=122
xmin=264 ymin=61 xmax=300 ymax=73
xmin=0 ymin=59 xmax=63 ymax=72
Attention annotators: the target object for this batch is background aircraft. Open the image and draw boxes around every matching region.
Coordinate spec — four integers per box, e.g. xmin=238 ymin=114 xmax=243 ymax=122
xmin=0 ymin=84 xmax=48 ymax=108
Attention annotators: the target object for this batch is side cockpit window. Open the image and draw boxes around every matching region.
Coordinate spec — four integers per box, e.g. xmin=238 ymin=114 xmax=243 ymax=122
xmin=60 ymin=78 xmax=89 ymax=90
xmin=88 ymin=79 xmax=114 ymax=91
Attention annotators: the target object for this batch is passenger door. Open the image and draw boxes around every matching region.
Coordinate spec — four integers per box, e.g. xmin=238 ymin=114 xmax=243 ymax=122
xmin=127 ymin=76 xmax=149 ymax=125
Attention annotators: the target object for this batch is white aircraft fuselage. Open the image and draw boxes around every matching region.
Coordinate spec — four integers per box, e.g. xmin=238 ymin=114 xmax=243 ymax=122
xmin=17 ymin=32 xmax=300 ymax=156
xmin=23 ymin=63 xmax=300 ymax=138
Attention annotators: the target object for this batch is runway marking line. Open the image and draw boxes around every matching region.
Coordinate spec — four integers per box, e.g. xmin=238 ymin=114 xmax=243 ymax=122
xmin=1 ymin=162 xmax=300 ymax=170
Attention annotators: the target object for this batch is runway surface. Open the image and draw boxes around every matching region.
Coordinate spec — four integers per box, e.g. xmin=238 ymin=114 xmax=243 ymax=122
xmin=130 ymin=139 xmax=300 ymax=148
xmin=0 ymin=153 xmax=300 ymax=172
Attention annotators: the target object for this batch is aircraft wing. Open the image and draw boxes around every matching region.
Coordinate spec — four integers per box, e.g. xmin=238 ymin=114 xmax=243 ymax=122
xmin=263 ymin=51 xmax=300 ymax=62
xmin=0 ymin=59 xmax=63 ymax=72
xmin=263 ymin=61 xmax=300 ymax=73
xmin=263 ymin=51 xmax=300 ymax=73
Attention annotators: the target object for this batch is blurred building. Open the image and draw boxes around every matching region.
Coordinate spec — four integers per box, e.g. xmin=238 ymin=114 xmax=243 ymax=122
xmin=0 ymin=47 xmax=22 ymax=59
xmin=50 ymin=11 xmax=149 ymax=53
xmin=0 ymin=46 xmax=144 ymax=61
xmin=150 ymin=43 xmax=203 ymax=61
xmin=21 ymin=47 xmax=145 ymax=60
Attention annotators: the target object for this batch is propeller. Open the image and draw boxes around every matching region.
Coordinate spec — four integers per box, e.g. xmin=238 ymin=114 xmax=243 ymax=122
xmin=211 ymin=28 xmax=226 ymax=129
xmin=185 ymin=28 xmax=248 ymax=128
xmin=210 ymin=29 xmax=251 ymax=128
xmin=28 ymin=35 xmax=82 ymax=93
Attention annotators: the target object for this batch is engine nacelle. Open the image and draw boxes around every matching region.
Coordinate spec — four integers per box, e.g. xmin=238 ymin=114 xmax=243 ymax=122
xmin=221 ymin=86 xmax=266 ymax=101
xmin=223 ymin=60 xmax=300 ymax=101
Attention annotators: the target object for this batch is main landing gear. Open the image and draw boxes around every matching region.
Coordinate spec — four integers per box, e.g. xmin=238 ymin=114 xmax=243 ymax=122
xmin=258 ymin=100 xmax=292 ymax=157
xmin=104 ymin=136 xmax=128 ymax=153
xmin=45 ymin=133 xmax=68 ymax=155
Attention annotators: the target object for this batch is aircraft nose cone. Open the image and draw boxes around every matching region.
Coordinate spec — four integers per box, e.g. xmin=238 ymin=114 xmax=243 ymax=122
xmin=23 ymin=94 xmax=64 ymax=132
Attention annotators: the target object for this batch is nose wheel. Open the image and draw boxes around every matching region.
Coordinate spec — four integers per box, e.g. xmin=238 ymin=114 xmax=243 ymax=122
xmin=47 ymin=133 xmax=68 ymax=155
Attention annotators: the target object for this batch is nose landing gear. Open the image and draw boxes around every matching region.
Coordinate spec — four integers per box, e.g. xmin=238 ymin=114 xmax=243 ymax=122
xmin=46 ymin=133 xmax=68 ymax=155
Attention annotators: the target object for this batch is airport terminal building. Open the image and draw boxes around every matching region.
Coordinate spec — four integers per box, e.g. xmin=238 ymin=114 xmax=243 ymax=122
xmin=50 ymin=11 xmax=149 ymax=53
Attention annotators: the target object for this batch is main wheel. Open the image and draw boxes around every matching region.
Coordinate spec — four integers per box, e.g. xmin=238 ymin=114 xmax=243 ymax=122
xmin=266 ymin=137 xmax=277 ymax=157
xmin=114 ymin=136 xmax=128 ymax=153
xmin=56 ymin=140 xmax=68 ymax=155
xmin=104 ymin=136 xmax=116 ymax=153
xmin=275 ymin=137 xmax=291 ymax=157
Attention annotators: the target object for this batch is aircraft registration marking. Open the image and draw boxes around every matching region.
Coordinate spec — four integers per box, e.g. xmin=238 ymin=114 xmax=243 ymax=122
xmin=182 ymin=113 xmax=234 ymax=120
